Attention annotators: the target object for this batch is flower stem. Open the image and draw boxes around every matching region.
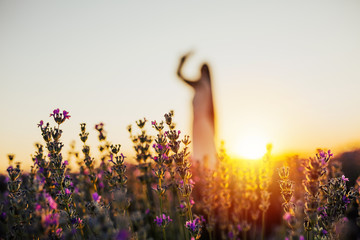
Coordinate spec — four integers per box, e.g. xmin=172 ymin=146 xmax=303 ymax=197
xmin=186 ymin=197 xmax=193 ymax=221
xmin=162 ymin=227 xmax=167 ymax=240
xmin=159 ymin=177 xmax=164 ymax=215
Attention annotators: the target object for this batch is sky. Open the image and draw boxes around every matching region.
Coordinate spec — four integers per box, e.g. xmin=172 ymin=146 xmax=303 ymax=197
xmin=1 ymin=1 xmax=360 ymax=171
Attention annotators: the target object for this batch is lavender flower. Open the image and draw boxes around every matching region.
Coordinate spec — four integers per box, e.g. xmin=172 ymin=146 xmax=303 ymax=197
xmin=50 ymin=108 xmax=71 ymax=125
xmin=37 ymin=120 xmax=44 ymax=128
xmin=35 ymin=203 xmax=42 ymax=211
xmin=185 ymin=217 xmax=202 ymax=238
xmin=342 ymin=175 xmax=349 ymax=182
xmin=56 ymin=228 xmax=62 ymax=237
xmin=43 ymin=213 xmax=59 ymax=227
xmin=283 ymin=212 xmax=292 ymax=222
xmin=45 ymin=193 xmax=57 ymax=210
xmin=92 ymin=192 xmax=101 ymax=203
xmin=116 ymin=230 xmax=129 ymax=240
xmin=318 ymin=174 xmax=357 ymax=238
xmin=154 ymin=214 xmax=172 ymax=228
xmin=342 ymin=195 xmax=351 ymax=207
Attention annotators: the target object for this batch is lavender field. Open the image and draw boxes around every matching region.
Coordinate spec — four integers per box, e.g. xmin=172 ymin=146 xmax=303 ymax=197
xmin=0 ymin=109 xmax=359 ymax=240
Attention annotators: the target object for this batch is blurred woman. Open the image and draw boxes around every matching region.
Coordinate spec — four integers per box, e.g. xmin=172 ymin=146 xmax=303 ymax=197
xmin=177 ymin=53 xmax=217 ymax=168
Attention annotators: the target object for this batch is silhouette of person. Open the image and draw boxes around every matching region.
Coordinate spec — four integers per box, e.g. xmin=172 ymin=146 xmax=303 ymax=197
xmin=177 ymin=52 xmax=217 ymax=168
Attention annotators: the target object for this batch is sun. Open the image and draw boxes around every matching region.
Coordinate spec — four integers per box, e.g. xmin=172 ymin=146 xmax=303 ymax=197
xmin=233 ymin=133 xmax=269 ymax=160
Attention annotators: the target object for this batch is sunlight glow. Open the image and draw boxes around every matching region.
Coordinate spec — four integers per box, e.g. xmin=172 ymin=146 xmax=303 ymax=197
xmin=233 ymin=133 xmax=268 ymax=160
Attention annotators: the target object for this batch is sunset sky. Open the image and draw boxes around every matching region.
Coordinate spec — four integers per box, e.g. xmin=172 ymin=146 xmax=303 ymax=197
xmin=1 ymin=1 xmax=360 ymax=170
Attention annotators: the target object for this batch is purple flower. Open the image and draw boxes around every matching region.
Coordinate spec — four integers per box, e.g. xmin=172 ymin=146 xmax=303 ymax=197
xmin=40 ymin=177 xmax=46 ymax=184
xmin=320 ymin=158 xmax=327 ymax=167
xmin=327 ymin=150 xmax=333 ymax=157
xmin=185 ymin=217 xmax=201 ymax=234
xmin=43 ymin=213 xmax=59 ymax=227
xmin=318 ymin=207 xmax=328 ymax=218
xmin=161 ymin=154 xmax=168 ymax=161
xmin=154 ymin=214 xmax=172 ymax=227
xmin=322 ymin=229 xmax=328 ymax=235
xmin=153 ymin=144 xmax=163 ymax=151
xmin=179 ymin=203 xmax=185 ymax=209
xmin=50 ymin=108 xmax=70 ymax=124
xmin=63 ymin=110 xmax=70 ymax=119
xmin=50 ymin=108 xmax=60 ymax=117
xmin=63 ymin=160 xmax=69 ymax=166
xmin=108 ymin=154 xmax=115 ymax=164
xmin=283 ymin=212 xmax=292 ymax=221
xmin=145 ymin=209 xmax=150 ymax=215
xmin=65 ymin=188 xmax=71 ymax=195
xmin=185 ymin=220 xmax=196 ymax=232
xmin=342 ymin=175 xmax=349 ymax=182
xmin=163 ymin=214 xmax=172 ymax=222
xmin=154 ymin=216 xmax=163 ymax=227
xmin=299 ymin=236 xmax=305 ymax=240
xmin=116 ymin=230 xmax=129 ymax=240
xmin=37 ymin=120 xmax=44 ymax=128
xmin=35 ymin=203 xmax=42 ymax=211
xmin=46 ymin=194 xmax=57 ymax=210
xmin=56 ymin=228 xmax=62 ymax=236
xmin=97 ymin=173 xmax=102 ymax=179
xmin=92 ymin=192 xmax=101 ymax=203
xmin=342 ymin=195 xmax=351 ymax=207
xmin=237 ymin=224 xmax=242 ymax=232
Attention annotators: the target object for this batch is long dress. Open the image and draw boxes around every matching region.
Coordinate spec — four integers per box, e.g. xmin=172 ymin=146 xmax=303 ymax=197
xmin=186 ymin=64 xmax=217 ymax=168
